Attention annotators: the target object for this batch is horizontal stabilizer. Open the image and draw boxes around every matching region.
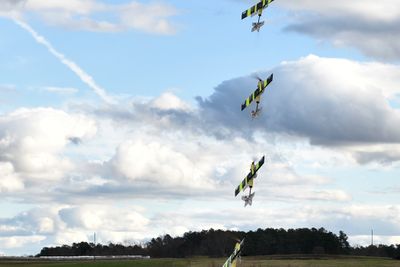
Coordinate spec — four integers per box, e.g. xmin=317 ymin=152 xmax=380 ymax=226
xmin=251 ymin=21 xmax=265 ymax=32
xmin=242 ymin=192 xmax=255 ymax=207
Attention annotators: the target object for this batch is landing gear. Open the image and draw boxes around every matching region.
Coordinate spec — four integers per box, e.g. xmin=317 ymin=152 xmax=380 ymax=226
xmin=251 ymin=103 xmax=262 ymax=118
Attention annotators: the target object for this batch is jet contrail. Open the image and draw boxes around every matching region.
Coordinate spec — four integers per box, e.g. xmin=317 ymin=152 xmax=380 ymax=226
xmin=13 ymin=18 xmax=116 ymax=105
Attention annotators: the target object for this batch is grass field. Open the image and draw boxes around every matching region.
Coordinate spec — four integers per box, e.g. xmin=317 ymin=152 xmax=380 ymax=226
xmin=1 ymin=256 xmax=400 ymax=267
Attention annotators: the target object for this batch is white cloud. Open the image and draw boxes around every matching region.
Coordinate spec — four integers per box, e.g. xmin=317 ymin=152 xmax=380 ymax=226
xmin=1 ymin=53 xmax=400 ymax=254
xmin=198 ymin=55 xmax=400 ymax=149
xmin=118 ymin=2 xmax=178 ymax=35
xmin=54 ymin=89 xmax=352 ymax=203
xmin=279 ymin=0 xmax=400 ymax=21
xmin=350 ymin=235 xmax=400 ymax=247
xmin=150 ymin=92 xmax=191 ymax=111
xmin=0 ymin=204 xmax=151 ymax=249
xmin=37 ymin=217 xmax=55 ymax=234
xmin=265 ymin=162 xmax=332 ymax=186
xmin=261 ymin=187 xmax=352 ymax=202
xmin=0 ymin=0 xmax=24 ymax=17
xmin=24 ymin=0 xmax=101 ymax=15
xmin=0 ymin=84 xmax=16 ymax=92
xmin=0 ymin=0 xmax=179 ymax=35
xmin=59 ymin=205 xmax=149 ymax=232
xmin=0 ymin=235 xmax=45 ymax=249
xmin=41 ymin=86 xmax=78 ymax=95
xmin=117 ymin=203 xmax=398 ymax=247
xmin=53 ymin=231 xmax=89 ymax=246
xmin=0 ymin=162 xmax=24 ymax=192
xmin=278 ymin=0 xmax=400 ymax=60
xmin=0 ymin=107 xmax=96 ymax=183
xmin=110 ymin=139 xmax=216 ymax=190
xmin=0 ymin=55 xmax=395 ymax=205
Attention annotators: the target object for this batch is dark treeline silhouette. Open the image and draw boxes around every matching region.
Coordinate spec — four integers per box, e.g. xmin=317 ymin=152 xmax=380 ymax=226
xmin=37 ymin=228 xmax=400 ymax=259
xmin=352 ymin=244 xmax=400 ymax=259
xmin=39 ymin=243 xmax=145 ymax=257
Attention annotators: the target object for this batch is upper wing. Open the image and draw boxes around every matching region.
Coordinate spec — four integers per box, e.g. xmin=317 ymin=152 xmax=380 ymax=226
xmin=234 ymin=175 xmax=250 ymax=197
xmin=232 ymin=239 xmax=244 ymax=261
xmin=234 ymin=156 xmax=265 ymax=196
xmin=241 ymin=0 xmax=274 ymax=20
xmin=241 ymin=74 xmax=273 ymax=111
xmin=222 ymin=256 xmax=232 ymax=267
xmin=222 ymin=239 xmax=245 ymax=267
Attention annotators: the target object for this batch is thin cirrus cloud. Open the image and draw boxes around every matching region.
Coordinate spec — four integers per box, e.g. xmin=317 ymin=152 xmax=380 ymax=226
xmin=41 ymin=86 xmax=79 ymax=95
xmin=1 ymin=1 xmax=178 ymax=105
xmin=13 ymin=19 xmax=116 ymax=105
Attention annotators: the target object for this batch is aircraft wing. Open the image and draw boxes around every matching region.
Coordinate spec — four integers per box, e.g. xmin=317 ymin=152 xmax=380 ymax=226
xmin=241 ymin=0 xmax=274 ymax=20
xmin=241 ymin=74 xmax=273 ymax=111
xmin=234 ymin=156 xmax=265 ymax=196
xmin=222 ymin=239 xmax=244 ymax=267
xmin=222 ymin=253 xmax=235 ymax=267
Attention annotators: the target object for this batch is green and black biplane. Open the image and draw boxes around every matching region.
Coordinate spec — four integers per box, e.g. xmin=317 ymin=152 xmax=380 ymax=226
xmin=241 ymin=0 xmax=275 ymax=32
xmin=222 ymin=239 xmax=244 ymax=267
xmin=241 ymin=73 xmax=273 ymax=118
xmin=235 ymin=156 xmax=265 ymax=207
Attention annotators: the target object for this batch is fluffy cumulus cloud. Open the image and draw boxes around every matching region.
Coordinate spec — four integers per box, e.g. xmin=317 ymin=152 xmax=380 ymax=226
xmin=118 ymin=1 xmax=178 ymax=35
xmin=0 ymin=236 xmax=45 ymax=249
xmin=198 ymin=55 xmax=400 ymax=158
xmin=0 ymin=108 xmax=96 ymax=190
xmin=0 ymin=204 xmax=150 ymax=254
xmin=1 ymin=54 xmax=400 ymax=254
xmin=0 ymin=162 xmax=24 ymax=192
xmin=57 ymin=205 xmax=150 ymax=244
xmin=150 ymin=92 xmax=191 ymax=111
xmin=0 ymin=208 xmax=60 ymax=238
xmin=111 ymin=140 xmax=215 ymax=190
xmin=0 ymin=204 xmax=400 ymax=253
xmin=7 ymin=54 xmax=393 ymax=204
xmin=1 ymin=202 xmax=399 ymax=254
xmin=277 ymin=0 xmax=400 ymax=60
xmin=0 ymin=0 xmax=24 ymax=12
xmin=0 ymin=0 xmax=179 ymax=34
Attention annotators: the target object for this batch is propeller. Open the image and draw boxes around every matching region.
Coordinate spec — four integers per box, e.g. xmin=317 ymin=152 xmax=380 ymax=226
xmin=251 ymin=74 xmax=263 ymax=82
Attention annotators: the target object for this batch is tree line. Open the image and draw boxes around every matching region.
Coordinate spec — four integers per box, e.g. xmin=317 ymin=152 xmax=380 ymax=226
xmin=37 ymin=228 xmax=400 ymax=259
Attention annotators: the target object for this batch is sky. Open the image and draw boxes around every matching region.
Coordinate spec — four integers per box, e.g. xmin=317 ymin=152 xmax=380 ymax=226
xmin=0 ymin=0 xmax=400 ymax=256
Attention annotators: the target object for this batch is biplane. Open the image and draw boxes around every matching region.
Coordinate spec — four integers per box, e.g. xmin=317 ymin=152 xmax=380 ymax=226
xmin=241 ymin=0 xmax=275 ymax=32
xmin=235 ymin=156 xmax=265 ymax=207
xmin=222 ymin=239 xmax=244 ymax=267
xmin=241 ymin=73 xmax=273 ymax=118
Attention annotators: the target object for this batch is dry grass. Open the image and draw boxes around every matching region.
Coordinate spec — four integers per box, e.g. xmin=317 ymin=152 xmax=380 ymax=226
xmin=0 ymin=256 xmax=399 ymax=267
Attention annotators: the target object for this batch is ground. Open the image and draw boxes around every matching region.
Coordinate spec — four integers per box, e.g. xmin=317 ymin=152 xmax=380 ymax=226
xmin=1 ymin=256 xmax=400 ymax=267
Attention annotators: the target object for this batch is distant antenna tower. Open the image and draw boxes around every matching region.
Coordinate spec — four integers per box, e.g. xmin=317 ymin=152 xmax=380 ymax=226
xmin=93 ymin=232 xmax=96 ymax=261
xmin=371 ymin=229 xmax=374 ymax=246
